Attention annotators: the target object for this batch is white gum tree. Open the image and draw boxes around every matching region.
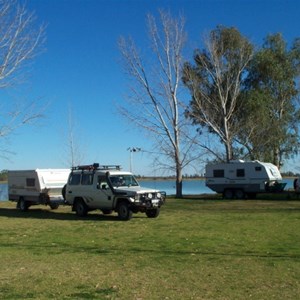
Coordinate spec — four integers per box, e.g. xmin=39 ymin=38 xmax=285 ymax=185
xmin=119 ymin=10 xmax=199 ymax=198
xmin=0 ymin=0 xmax=45 ymax=157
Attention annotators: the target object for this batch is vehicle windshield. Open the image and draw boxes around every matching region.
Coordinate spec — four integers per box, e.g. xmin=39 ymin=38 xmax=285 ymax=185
xmin=109 ymin=174 xmax=139 ymax=187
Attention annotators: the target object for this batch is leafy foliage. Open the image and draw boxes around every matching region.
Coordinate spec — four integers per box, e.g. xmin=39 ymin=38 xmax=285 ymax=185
xmin=0 ymin=170 xmax=7 ymax=181
xmin=183 ymin=26 xmax=253 ymax=162
xmin=239 ymin=33 xmax=300 ymax=166
xmin=183 ymin=27 xmax=300 ymax=166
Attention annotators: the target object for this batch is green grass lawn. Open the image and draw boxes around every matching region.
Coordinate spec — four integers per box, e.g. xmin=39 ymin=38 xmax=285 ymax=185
xmin=0 ymin=198 xmax=300 ymax=299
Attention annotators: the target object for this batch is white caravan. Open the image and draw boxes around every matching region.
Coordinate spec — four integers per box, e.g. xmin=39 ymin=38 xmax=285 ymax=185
xmin=205 ymin=160 xmax=286 ymax=199
xmin=8 ymin=169 xmax=70 ymax=211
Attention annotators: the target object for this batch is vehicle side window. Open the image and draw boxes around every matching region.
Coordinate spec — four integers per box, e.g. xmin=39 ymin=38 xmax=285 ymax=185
xmin=81 ymin=173 xmax=93 ymax=185
xmin=213 ymin=169 xmax=224 ymax=177
xmin=69 ymin=173 xmax=81 ymax=185
xmin=255 ymin=167 xmax=262 ymax=171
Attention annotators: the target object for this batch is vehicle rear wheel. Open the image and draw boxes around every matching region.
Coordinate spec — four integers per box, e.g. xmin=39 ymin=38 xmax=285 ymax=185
xmin=74 ymin=199 xmax=88 ymax=217
xmin=146 ymin=208 xmax=160 ymax=218
xmin=223 ymin=189 xmax=233 ymax=199
xmin=18 ymin=197 xmax=29 ymax=212
xmin=117 ymin=201 xmax=132 ymax=221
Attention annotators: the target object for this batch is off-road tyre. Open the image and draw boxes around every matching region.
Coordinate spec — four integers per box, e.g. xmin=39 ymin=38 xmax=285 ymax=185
xmin=146 ymin=208 xmax=160 ymax=218
xmin=74 ymin=198 xmax=88 ymax=217
xmin=117 ymin=201 xmax=132 ymax=221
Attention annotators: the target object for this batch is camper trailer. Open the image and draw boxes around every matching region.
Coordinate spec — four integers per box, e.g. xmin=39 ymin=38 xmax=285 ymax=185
xmin=205 ymin=160 xmax=286 ymax=199
xmin=8 ymin=169 xmax=70 ymax=211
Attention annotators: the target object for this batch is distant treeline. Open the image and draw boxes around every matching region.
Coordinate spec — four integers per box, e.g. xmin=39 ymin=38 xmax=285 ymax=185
xmin=0 ymin=170 xmax=298 ymax=182
xmin=136 ymin=172 xmax=300 ymax=180
xmin=0 ymin=170 xmax=8 ymax=181
xmin=281 ymin=172 xmax=300 ymax=178
xmin=136 ymin=174 xmax=204 ymax=180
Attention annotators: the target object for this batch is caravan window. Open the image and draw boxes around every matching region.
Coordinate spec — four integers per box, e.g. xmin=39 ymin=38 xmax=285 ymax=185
xmin=213 ymin=169 xmax=224 ymax=177
xmin=26 ymin=178 xmax=35 ymax=187
xmin=255 ymin=166 xmax=262 ymax=171
xmin=236 ymin=169 xmax=245 ymax=177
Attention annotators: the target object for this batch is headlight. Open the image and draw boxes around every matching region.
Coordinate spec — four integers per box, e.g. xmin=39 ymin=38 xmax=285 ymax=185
xmin=147 ymin=193 xmax=153 ymax=199
xmin=157 ymin=192 xmax=161 ymax=198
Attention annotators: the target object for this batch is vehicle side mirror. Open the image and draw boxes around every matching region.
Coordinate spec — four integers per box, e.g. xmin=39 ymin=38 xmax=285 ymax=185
xmin=101 ymin=184 xmax=108 ymax=190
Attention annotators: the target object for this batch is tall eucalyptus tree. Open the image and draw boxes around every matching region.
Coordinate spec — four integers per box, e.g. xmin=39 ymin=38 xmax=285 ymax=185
xmin=119 ymin=11 xmax=199 ymax=198
xmin=182 ymin=26 xmax=253 ymax=162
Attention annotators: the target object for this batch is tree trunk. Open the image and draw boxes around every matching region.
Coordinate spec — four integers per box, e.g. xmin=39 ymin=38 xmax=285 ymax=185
xmin=176 ymin=166 xmax=183 ymax=198
xmin=273 ymin=148 xmax=280 ymax=169
xmin=225 ymin=140 xmax=233 ymax=162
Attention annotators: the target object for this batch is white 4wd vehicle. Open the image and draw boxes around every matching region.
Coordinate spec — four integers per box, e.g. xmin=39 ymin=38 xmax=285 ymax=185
xmin=63 ymin=164 xmax=166 ymax=220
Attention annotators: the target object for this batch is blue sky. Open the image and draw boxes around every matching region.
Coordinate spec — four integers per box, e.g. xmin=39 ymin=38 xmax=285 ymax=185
xmin=1 ymin=0 xmax=300 ymax=175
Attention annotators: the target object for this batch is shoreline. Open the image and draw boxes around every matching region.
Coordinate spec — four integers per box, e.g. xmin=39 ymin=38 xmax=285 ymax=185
xmin=138 ymin=177 xmax=205 ymax=181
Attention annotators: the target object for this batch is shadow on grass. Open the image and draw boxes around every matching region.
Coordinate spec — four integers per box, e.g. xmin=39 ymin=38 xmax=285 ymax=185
xmin=0 ymin=207 xmax=131 ymax=222
xmin=2 ymin=239 xmax=300 ymax=260
xmin=182 ymin=191 xmax=300 ymax=201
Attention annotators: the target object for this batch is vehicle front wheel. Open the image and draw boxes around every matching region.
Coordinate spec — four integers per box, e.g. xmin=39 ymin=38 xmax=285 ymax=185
xmin=74 ymin=199 xmax=88 ymax=217
xmin=117 ymin=201 xmax=132 ymax=221
xmin=146 ymin=208 xmax=160 ymax=218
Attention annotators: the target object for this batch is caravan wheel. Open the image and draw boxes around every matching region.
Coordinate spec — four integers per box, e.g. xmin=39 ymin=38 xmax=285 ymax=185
xmin=235 ymin=189 xmax=245 ymax=199
xmin=18 ymin=197 xmax=29 ymax=212
xmin=223 ymin=189 xmax=233 ymax=199
xmin=247 ymin=193 xmax=257 ymax=199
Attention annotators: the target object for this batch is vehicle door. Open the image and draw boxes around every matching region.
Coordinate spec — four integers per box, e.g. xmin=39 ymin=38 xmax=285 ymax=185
xmin=89 ymin=174 xmax=114 ymax=209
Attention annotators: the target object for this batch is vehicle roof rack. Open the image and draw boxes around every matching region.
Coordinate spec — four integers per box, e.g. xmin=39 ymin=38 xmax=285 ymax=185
xmin=71 ymin=163 xmax=121 ymax=171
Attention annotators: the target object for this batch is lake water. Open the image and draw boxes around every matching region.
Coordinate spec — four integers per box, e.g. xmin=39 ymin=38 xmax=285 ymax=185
xmin=0 ymin=178 xmax=295 ymax=201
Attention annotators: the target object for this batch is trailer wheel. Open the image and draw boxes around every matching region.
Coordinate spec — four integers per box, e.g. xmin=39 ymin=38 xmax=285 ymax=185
xmin=223 ymin=189 xmax=233 ymax=199
xmin=50 ymin=203 xmax=59 ymax=210
xmin=235 ymin=189 xmax=245 ymax=199
xmin=18 ymin=197 xmax=29 ymax=212
xmin=74 ymin=199 xmax=88 ymax=217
